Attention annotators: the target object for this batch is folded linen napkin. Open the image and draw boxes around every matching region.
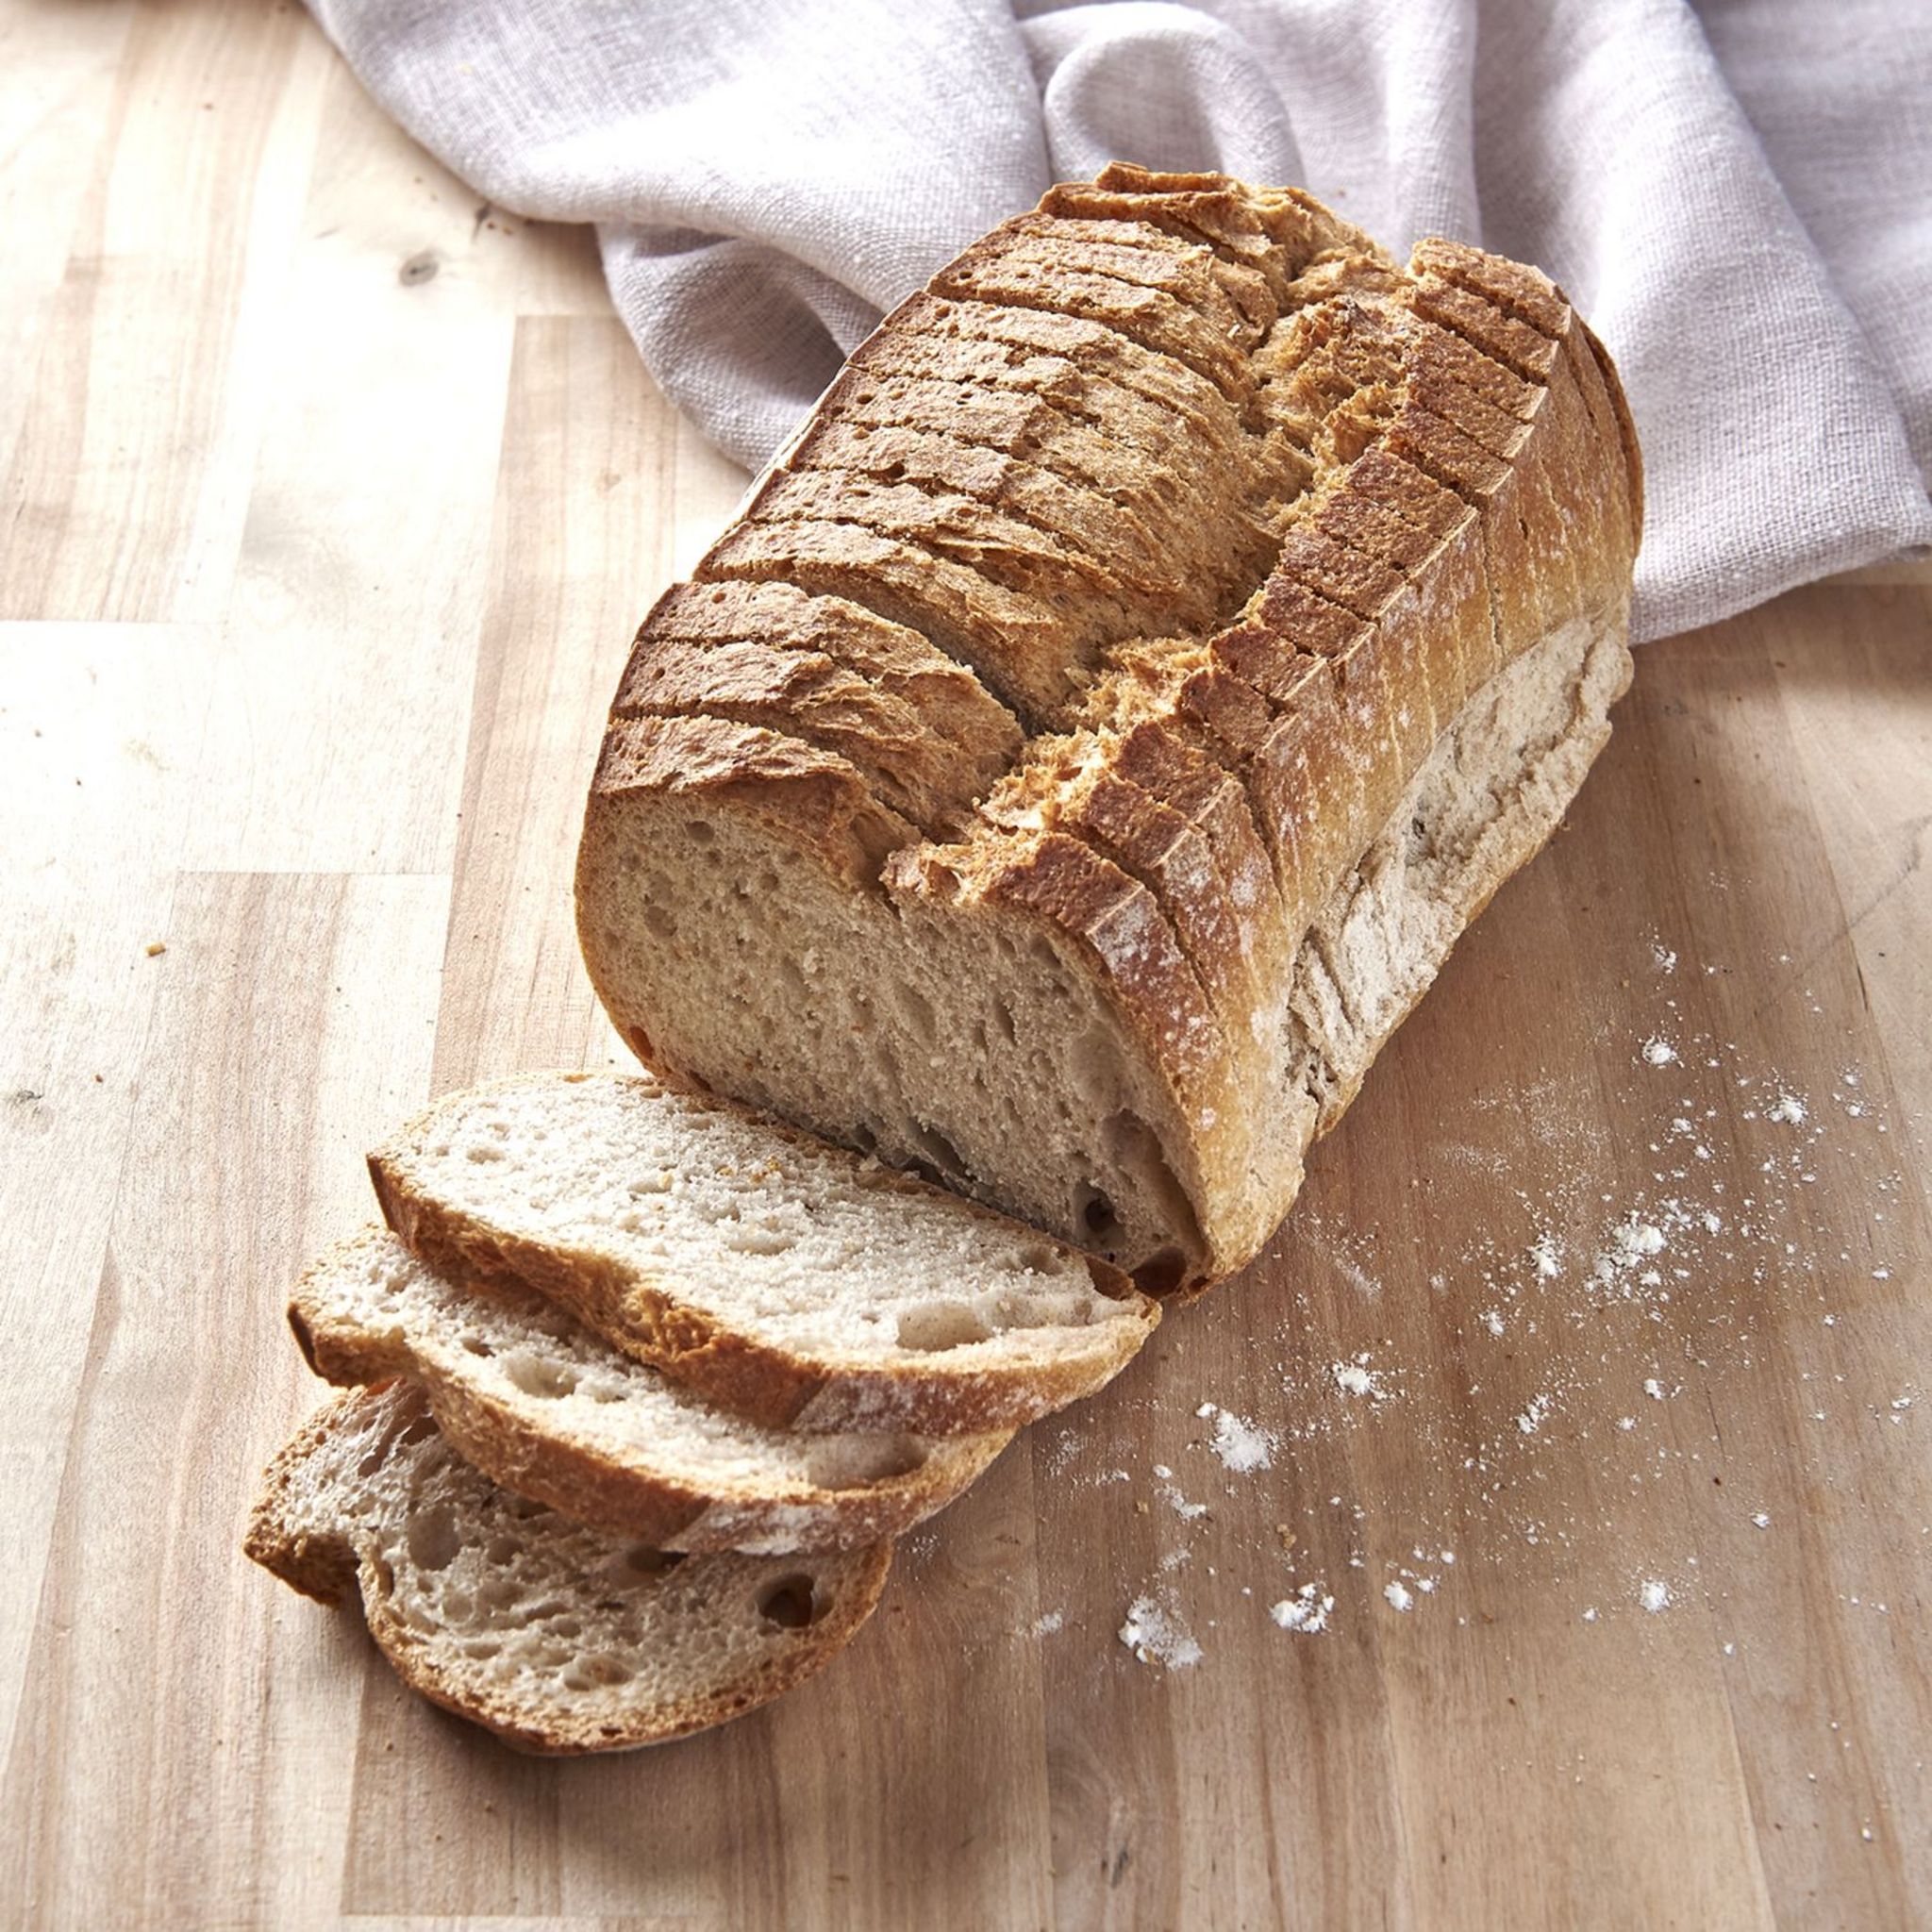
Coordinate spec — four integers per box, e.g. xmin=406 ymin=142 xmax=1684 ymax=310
xmin=308 ymin=0 xmax=1932 ymax=642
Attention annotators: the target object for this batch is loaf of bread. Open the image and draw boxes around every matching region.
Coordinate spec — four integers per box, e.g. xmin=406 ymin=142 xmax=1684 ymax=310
xmin=575 ymin=164 xmax=1642 ymax=1293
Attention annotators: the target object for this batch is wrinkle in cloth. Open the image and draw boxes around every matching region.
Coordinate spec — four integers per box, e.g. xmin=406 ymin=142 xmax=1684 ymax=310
xmin=309 ymin=0 xmax=1932 ymax=641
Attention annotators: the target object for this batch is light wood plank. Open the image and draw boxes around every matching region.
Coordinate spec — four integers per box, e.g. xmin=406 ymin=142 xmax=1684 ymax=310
xmin=0 ymin=0 xmax=331 ymax=623
xmin=0 ymin=0 xmax=137 ymax=490
xmin=0 ymin=619 xmax=217 ymax=1758
xmin=0 ymin=872 xmax=451 ymax=1927
xmin=428 ymin=314 xmax=677 ymax=1091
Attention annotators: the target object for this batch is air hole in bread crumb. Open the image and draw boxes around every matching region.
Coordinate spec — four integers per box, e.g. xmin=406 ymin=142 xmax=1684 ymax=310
xmin=1131 ymin=1247 xmax=1188 ymax=1295
xmin=894 ymin=984 xmax=937 ymax=1042
xmin=624 ymin=1546 xmax=687 ymax=1576
xmin=506 ymin=1356 xmax=578 ymax=1400
xmin=805 ymin=1434 xmax=927 ymax=1489
xmin=896 ymin=1301 xmax=994 ymax=1351
xmin=1075 ymin=1181 xmax=1122 ymax=1243
xmin=459 ymin=1334 xmax=494 ymax=1358
xmin=406 ymin=1505 xmax=460 ymax=1572
xmin=396 ymin=1411 xmax=439 ymax=1451
xmin=757 ymin=1574 xmax=822 ymax=1629
xmin=683 ymin=820 xmax=715 ymax=845
xmin=642 ymin=905 xmax=675 ymax=940
xmin=563 ymin=1655 xmax=634 ymax=1690
xmin=908 ymin=1122 xmax=968 ymax=1183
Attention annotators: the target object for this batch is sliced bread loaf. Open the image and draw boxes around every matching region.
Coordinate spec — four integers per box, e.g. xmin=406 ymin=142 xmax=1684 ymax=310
xmin=290 ymin=1225 xmax=1011 ymax=1551
xmin=242 ymin=1382 xmax=891 ymax=1755
xmin=368 ymin=1072 xmax=1157 ymax=1435
xmin=575 ymin=164 xmax=1641 ymax=1294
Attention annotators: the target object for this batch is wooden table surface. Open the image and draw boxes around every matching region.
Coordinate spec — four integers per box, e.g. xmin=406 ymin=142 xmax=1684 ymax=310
xmin=4 ymin=6 xmax=1928 ymax=1927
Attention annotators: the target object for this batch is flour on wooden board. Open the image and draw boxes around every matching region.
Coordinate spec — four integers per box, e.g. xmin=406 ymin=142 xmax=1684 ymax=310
xmin=1076 ymin=934 xmax=1913 ymax=1726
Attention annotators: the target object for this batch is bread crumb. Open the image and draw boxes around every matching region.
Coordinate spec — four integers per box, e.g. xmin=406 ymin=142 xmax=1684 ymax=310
xmin=1639 ymin=1579 xmax=1671 ymax=1613
xmin=1383 ymin=1580 xmax=1414 ymax=1612
xmin=144 ymin=941 xmax=167 ymax=958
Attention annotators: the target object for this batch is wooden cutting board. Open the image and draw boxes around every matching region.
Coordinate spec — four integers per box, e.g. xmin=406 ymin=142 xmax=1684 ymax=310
xmin=3 ymin=7 xmax=1925 ymax=1925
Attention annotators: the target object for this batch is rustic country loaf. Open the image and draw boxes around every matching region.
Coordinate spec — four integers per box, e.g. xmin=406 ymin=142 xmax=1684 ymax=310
xmin=369 ymin=1071 xmax=1156 ymax=1433
xmin=242 ymin=1383 xmax=891 ymax=1755
xmin=290 ymin=1225 xmax=1013 ymax=1550
xmin=575 ymin=163 xmax=1642 ymax=1292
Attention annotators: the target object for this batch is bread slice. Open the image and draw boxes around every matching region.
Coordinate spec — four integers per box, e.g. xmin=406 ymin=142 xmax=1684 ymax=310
xmin=242 ymin=1383 xmax=891 ymax=1755
xmin=575 ymin=164 xmax=1642 ymax=1293
xmin=289 ymin=1225 xmax=1011 ymax=1551
xmin=368 ymin=1073 xmax=1157 ymax=1435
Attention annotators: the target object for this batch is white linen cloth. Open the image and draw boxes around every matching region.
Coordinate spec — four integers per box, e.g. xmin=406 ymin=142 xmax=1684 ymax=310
xmin=308 ymin=0 xmax=1932 ymax=642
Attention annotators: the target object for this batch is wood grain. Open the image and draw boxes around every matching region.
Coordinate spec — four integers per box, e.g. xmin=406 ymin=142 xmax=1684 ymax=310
xmin=2 ymin=5 xmax=1925 ymax=1927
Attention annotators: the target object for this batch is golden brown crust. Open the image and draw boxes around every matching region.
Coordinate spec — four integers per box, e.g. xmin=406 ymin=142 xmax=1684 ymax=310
xmin=240 ymin=1400 xmax=365 ymax=1606
xmin=592 ymin=712 xmax=914 ymax=896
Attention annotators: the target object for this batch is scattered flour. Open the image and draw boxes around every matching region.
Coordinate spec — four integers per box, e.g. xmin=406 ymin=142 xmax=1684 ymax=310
xmin=1033 ymin=1609 xmax=1065 ymax=1637
xmin=1208 ymin=1407 xmax=1275 ymax=1474
xmin=1070 ymin=940 xmax=1902 ymax=1684
xmin=1119 ymin=1595 xmax=1203 ymax=1669
xmin=1332 ymin=1355 xmax=1390 ymax=1401
xmin=1270 ymin=1583 xmax=1334 ymax=1633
